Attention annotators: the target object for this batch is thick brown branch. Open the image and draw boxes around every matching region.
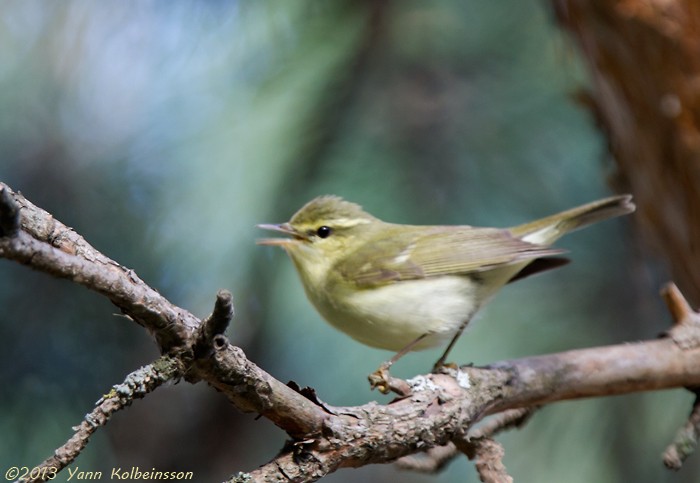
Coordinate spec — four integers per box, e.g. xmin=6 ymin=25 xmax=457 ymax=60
xmin=0 ymin=183 xmax=197 ymax=350
xmin=228 ymin=336 xmax=700 ymax=481
xmin=0 ymin=229 xmax=193 ymax=348
xmin=5 ymin=181 xmax=700 ymax=481
xmin=192 ymin=339 xmax=329 ymax=438
xmin=0 ymin=182 xmax=331 ymax=437
xmin=487 ymin=337 xmax=700 ymax=412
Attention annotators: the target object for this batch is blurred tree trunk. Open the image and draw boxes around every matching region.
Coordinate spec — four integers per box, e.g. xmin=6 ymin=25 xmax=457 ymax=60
xmin=553 ymin=0 xmax=700 ymax=304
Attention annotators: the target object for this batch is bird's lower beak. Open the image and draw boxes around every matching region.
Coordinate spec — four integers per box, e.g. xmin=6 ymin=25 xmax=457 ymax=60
xmin=256 ymin=223 xmax=302 ymax=246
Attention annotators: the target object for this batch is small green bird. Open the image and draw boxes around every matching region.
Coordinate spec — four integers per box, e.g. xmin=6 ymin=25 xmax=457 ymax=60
xmin=258 ymin=194 xmax=634 ymax=394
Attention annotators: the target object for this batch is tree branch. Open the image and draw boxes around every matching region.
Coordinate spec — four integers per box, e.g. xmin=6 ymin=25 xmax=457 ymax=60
xmin=19 ymin=356 xmax=182 ymax=483
xmin=190 ymin=338 xmax=329 ymax=437
xmin=663 ymin=388 xmax=700 ymax=470
xmin=394 ymin=407 xmax=536 ymax=473
xmin=229 ymin=336 xmax=700 ymax=481
xmin=3 ymin=181 xmax=700 ymax=481
xmin=458 ymin=437 xmax=512 ymax=483
xmin=0 ymin=183 xmax=197 ymax=351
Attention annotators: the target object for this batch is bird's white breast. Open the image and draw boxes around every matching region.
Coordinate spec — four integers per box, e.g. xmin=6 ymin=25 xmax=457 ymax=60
xmin=312 ymin=275 xmax=481 ymax=351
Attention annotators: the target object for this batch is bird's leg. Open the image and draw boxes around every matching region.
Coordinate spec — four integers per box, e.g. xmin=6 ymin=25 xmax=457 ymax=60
xmin=368 ymin=333 xmax=429 ymax=396
xmin=432 ymin=320 xmax=469 ymax=373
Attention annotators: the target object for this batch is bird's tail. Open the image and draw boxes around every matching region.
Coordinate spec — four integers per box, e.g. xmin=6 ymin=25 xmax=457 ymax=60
xmin=511 ymin=194 xmax=635 ymax=245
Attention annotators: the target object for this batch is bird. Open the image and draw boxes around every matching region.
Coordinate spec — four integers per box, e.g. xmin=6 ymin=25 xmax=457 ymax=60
xmin=258 ymin=194 xmax=635 ymax=394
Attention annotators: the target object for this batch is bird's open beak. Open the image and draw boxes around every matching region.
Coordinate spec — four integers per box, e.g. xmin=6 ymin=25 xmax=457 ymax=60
xmin=256 ymin=223 xmax=303 ymax=246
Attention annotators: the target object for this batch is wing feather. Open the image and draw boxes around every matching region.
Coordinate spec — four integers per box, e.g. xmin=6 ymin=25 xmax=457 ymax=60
xmin=337 ymin=225 xmax=564 ymax=287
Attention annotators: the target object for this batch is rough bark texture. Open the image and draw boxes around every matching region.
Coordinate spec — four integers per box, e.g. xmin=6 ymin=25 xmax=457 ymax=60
xmin=3 ymin=177 xmax=700 ymax=482
xmin=4 ymin=3 xmax=700 ymax=481
xmin=553 ymin=0 xmax=700 ymax=304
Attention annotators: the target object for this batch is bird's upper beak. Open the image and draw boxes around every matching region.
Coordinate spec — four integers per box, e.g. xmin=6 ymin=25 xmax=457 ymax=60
xmin=256 ymin=223 xmax=304 ymax=246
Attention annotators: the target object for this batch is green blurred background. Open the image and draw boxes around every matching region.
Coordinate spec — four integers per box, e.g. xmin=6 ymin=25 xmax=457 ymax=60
xmin=0 ymin=1 xmax=693 ymax=482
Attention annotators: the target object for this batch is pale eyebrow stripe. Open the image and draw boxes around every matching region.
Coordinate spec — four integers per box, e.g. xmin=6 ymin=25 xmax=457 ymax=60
xmin=331 ymin=218 xmax=372 ymax=228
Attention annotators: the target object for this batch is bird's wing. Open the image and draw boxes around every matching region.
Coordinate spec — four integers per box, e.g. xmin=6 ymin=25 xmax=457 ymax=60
xmin=337 ymin=226 xmax=564 ymax=288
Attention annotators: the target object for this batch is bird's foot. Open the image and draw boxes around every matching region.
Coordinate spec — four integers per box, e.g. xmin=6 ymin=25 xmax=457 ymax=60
xmin=431 ymin=359 xmax=459 ymax=374
xmin=368 ymin=362 xmax=411 ymax=397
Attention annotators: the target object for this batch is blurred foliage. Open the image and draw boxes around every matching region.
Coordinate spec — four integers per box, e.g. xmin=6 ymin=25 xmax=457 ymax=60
xmin=0 ymin=1 xmax=691 ymax=482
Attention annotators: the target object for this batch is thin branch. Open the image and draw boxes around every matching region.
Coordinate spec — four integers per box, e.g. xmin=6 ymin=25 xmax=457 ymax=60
xmin=662 ymin=282 xmax=700 ymax=351
xmin=458 ymin=438 xmax=513 ymax=483
xmin=462 ymin=408 xmax=533 ymax=482
xmin=659 ymin=283 xmax=700 ymax=469
xmin=394 ymin=443 xmax=459 ymax=473
xmin=663 ymin=389 xmax=700 ymax=470
xmin=469 ymin=407 xmax=537 ymax=440
xmin=203 ymin=290 xmax=234 ymax=339
xmin=662 ymin=282 xmax=694 ymax=326
xmin=19 ymin=356 xmax=182 ymax=483
xmin=395 ymin=407 xmax=537 ymax=473
xmin=192 ymin=289 xmax=234 ymax=360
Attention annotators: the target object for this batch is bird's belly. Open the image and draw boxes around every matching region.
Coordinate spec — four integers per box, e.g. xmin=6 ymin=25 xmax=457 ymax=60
xmin=312 ymin=276 xmax=481 ymax=352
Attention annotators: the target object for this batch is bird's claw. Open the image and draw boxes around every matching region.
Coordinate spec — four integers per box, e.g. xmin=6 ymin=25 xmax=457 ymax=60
xmin=368 ymin=364 xmax=411 ymax=397
xmin=432 ymin=360 xmax=459 ymax=374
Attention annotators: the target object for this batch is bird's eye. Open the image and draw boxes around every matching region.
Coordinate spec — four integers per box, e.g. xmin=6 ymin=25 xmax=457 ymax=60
xmin=316 ymin=226 xmax=332 ymax=238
